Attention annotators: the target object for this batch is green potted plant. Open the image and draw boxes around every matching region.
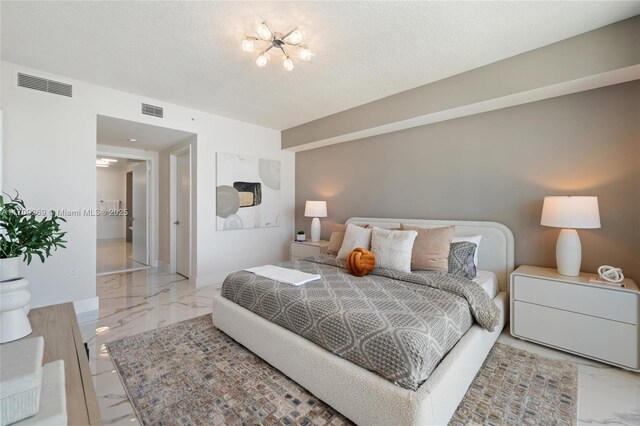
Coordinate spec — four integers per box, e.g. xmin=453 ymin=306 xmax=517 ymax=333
xmin=0 ymin=191 xmax=67 ymax=342
xmin=1 ymin=191 xmax=67 ymax=278
xmin=296 ymin=229 xmax=306 ymax=242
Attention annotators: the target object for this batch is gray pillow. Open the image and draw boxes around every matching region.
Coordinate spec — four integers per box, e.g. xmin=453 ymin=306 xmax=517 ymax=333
xmin=448 ymin=241 xmax=477 ymax=279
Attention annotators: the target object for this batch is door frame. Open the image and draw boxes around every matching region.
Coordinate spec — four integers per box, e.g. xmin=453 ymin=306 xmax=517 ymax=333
xmin=125 ymin=171 xmax=133 ymax=242
xmin=96 ymin=147 xmax=157 ymax=267
xmin=130 ymin=160 xmax=150 ymax=265
xmin=169 ymin=145 xmax=192 ymax=276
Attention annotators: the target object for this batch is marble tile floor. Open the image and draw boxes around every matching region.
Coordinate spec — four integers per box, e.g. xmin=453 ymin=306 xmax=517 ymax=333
xmin=84 ymin=268 xmax=220 ymax=425
xmin=96 ymin=238 xmax=149 ymax=276
xmin=83 ymin=268 xmax=640 ymax=425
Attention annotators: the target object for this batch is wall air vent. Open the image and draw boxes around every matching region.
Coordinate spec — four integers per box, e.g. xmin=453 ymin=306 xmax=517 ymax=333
xmin=17 ymin=73 xmax=73 ymax=97
xmin=141 ymin=103 xmax=163 ymax=118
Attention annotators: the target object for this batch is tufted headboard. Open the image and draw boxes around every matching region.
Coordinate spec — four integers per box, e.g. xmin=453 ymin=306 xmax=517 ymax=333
xmin=345 ymin=217 xmax=515 ymax=293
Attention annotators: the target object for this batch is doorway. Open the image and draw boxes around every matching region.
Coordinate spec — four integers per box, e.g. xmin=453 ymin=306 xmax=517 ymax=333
xmin=125 ymin=171 xmax=132 ymax=242
xmin=96 ymin=156 xmax=150 ymax=275
xmin=96 ymin=114 xmax=196 ymax=278
xmin=171 ymin=147 xmax=192 ymax=278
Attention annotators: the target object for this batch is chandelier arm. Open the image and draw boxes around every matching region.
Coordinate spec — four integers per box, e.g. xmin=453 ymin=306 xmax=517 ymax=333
xmin=255 ymin=40 xmax=271 ymax=48
xmin=279 ymin=45 xmax=289 ymax=58
xmin=281 ymin=27 xmax=298 ymax=40
xmin=259 ymin=44 xmax=275 ymax=56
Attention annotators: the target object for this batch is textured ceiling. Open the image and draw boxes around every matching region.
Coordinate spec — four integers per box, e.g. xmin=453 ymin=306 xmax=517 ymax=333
xmin=97 ymin=116 xmax=195 ymax=152
xmin=3 ymin=1 xmax=640 ymax=130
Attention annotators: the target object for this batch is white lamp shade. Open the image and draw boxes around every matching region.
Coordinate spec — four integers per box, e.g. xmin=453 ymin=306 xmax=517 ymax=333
xmin=541 ymin=196 xmax=601 ymax=229
xmin=304 ymin=200 xmax=327 ymax=218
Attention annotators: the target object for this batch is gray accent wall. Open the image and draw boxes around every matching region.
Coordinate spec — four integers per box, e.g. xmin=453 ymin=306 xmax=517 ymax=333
xmin=282 ymin=15 xmax=640 ymax=150
xmin=295 ymin=81 xmax=640 ymax=282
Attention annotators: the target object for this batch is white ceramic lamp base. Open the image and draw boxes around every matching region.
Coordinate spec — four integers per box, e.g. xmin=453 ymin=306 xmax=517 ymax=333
xmin=556 ymin=228 xmax=581 ymax=276
xmin=310 ymin=217 xmax=321 ymax=242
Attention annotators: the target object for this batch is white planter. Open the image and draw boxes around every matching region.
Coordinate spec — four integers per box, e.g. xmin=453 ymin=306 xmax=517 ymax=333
xmin=296 ymin=234 xmax=306 ymax=242
xmin=0 ymin=278 xmax=33 ymax=343
xmin=1 ymin=257 xmax=20 ymax=281
xmin=1 ymin=257 xmax=30 ymax=314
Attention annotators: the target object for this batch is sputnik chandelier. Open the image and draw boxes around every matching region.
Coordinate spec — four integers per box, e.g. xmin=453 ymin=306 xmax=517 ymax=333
xmin=241 ymin=20 xmax=314 ymax=71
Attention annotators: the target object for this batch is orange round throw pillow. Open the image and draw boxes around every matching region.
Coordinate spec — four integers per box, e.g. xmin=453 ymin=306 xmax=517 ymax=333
xmin=346 ymin=247 xmax=376 ymax=277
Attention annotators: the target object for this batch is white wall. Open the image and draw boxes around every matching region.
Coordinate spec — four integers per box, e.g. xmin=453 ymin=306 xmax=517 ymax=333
xmin=96 ymin=167 xmax=126 ymax=240
xmin=2 ymin=61 xmax=295 ymax=308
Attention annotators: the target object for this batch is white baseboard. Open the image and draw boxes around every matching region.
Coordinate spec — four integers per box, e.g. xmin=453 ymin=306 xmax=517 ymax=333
xmin=192 ymin=272 xmax=227 ymax=289
xmin=154 ymin=259 xmax=170 ymax=269
xmin=73 ymin=296 xmax=100 ymax=328
xmin=73 ymin=296 xmax=99 ymax=314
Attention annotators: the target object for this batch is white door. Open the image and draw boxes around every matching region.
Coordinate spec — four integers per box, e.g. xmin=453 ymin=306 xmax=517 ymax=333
xmin=131 ymin=161 xmax=148 ymax=265
xmin=176 ymin=152 xmax=190 ymax=277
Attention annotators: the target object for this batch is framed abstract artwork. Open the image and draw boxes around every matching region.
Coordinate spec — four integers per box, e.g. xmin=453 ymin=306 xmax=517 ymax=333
xmin=216 ymin=153 xmax=281 ymax=230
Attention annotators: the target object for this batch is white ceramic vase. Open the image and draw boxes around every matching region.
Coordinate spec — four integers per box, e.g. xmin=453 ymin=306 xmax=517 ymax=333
xmin=1 ymin=256 xmax=20 ymax=281
xmin=0 ymin=257 xmax=32 ymax=343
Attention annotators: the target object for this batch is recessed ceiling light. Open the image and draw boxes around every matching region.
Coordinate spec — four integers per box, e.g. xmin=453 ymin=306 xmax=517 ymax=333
xmin=96 ymin=158 xmax=117 ymax=168
xmin=128 ymin=138 xmax=137 ymax=142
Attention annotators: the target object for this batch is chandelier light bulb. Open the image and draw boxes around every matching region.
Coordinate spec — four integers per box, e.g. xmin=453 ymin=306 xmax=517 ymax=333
xmin=287 ymin=29 xmax=303 ymax=45
xmin=256 ymin=53 xmax=270 ymax=67
xmin=298 ymin=46 xmax=313 ymax=61
xmin=282 ymin=57 xmax=294 ymax=71
xmin=256 ymin=21 xmax=272 ymax=40
xmin=241 ymin=38 xmax=254 ymax=52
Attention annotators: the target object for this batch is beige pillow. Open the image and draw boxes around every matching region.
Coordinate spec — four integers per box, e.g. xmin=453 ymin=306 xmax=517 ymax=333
xmin=327 ymin=223 xmax=367 ymax=255
xmin=401 ymin=224 xmax=455 ymax=271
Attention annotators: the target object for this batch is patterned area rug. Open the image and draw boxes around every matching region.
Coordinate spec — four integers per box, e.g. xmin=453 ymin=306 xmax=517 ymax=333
xmin=107 ymin=315 xmax=577 ymax=426
xmin=449 ymin=343 xmax=577 ymax=426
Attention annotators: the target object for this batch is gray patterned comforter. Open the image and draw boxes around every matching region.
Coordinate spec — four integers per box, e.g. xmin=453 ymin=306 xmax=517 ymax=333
xmin=221 ymin=255 xmax=500 ymax=391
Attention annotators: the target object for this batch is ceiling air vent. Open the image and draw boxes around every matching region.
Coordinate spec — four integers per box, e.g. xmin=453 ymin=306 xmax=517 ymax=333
xmin=141 ymin=103 xmax=163 ymax=118
xmin=17 ymin=73 xmax=73 ymax=97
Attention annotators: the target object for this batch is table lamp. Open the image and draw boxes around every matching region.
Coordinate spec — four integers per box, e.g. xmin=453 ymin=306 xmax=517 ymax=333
xmin=541 ymin=196 xmax=600 ymax=276
xmin=304 ymin=201 xmax=327 ymax=242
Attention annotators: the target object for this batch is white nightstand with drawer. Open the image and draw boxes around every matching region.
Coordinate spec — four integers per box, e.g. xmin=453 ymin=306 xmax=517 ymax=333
xmin=510 ymin=265 xmax=639 ymax=371
xmin=289 ymin=240 xmax=330 ymax=261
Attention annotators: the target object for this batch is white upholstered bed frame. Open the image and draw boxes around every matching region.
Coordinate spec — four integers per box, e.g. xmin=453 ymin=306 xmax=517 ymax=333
xmin=212 ymin=218 xmax=514 ymax=426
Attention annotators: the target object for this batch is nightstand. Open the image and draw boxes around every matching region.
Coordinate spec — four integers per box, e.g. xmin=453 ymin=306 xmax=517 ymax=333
xmin=289 ymin=240 xmax=330 ymax=261
xmin=510 ymin=265 xmax=639 ymax=371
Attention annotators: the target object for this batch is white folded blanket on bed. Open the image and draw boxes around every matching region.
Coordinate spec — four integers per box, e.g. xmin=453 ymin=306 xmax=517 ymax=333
xmin=244 ymin=265 xmax=321 ymax=286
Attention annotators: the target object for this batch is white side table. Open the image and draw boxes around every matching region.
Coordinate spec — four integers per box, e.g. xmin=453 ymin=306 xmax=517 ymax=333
xmin=510 ymin=265 xmax=639 ymax=371
xmin=289 ymin=240 xmax=330 ymax=261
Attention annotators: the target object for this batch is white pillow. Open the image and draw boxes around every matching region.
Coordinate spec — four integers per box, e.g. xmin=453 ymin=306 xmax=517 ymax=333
xmin=370 ymin=227 xmax=418 ymax=273
xmin=337 ymin=224 xmax=373 ymax=260
xmin=452 ymin=235 xmax=482 ymax=267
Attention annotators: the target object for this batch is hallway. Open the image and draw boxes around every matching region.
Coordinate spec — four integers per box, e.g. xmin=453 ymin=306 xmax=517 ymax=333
xmin=96 ymin=238 xmax=148 ymax=275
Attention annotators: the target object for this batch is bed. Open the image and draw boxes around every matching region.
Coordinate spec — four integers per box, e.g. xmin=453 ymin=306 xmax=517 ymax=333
xmin=212 ymin=218 xmax=514 ymax=425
